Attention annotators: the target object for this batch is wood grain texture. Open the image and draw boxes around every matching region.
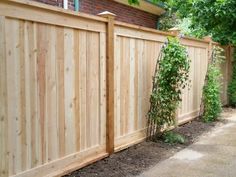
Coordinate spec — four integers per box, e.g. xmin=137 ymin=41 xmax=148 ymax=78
xmin=99 ymin=32 xmax=107 ymax=146
xmin=74 ymin=29 xmax=80 ymax=152
xmin=56 ymin=26 xmax=65 ymax=158
xmin=114 ymin=30 xmax=210 ymax=150
xmin=0 ymin=0 xmax=107 ymax=33
xmin=64 ymin=27 xmax=76 ymax=155
xmin=106 ymin=15 xmax=115 ymax=154
xmin=2 ymin=16 xmax=106 ymax=177
xmin=78 ymin=30 xmax=87 ymax=151
xmin=0 ymin=1 xmax=231 ymax=176
xmin=98 ymin=13 xmax=116 ymax=154
xmin=0 ymin=16 xmax=8 ymax=177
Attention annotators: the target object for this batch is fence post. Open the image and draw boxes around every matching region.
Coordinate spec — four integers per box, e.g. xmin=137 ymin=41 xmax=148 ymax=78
xmin=98 ymin=11 xmax=116 ymax=154
xmin=168 ymin=27 xmax=181 ymax=36
xmin=204 ymin=36 xmax=213 ymax=62
xmin=227 ymin=45 xmax=234 ymax=104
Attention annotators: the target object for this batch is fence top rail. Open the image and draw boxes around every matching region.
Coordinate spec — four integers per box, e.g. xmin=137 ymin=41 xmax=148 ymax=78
xmin=115 ymin=21 xmax=211 ymax=45
xmin=2 ymin=0 xmax=219 ymax=46
xmin=2 ymin=0 xmax=108 ymax=23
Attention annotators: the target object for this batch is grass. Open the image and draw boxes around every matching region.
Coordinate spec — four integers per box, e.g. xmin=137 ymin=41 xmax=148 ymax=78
xmin=161 ymin=131 xmax=185 ymax=144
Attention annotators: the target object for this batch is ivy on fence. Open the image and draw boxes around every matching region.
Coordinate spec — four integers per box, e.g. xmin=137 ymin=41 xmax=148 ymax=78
xmin=201 ymin=46 xmax=225 ymax=122
xmin=148 ymin=37 xmax=190 ymax=137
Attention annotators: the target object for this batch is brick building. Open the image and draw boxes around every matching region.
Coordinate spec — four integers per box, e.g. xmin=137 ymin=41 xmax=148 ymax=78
xmin=32 ymin=0 xmax=165 ymax=29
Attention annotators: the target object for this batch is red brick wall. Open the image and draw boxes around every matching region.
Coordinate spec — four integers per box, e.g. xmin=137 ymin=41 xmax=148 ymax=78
xmin=32 ymin=0 xmax=75 ymax=10
xmin=32 ymin=0 xmax=159 ymax=29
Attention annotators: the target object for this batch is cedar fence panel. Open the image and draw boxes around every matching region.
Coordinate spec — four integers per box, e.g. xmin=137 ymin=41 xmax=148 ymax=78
xmin=0 ymin=1 xmax=107 ymax=177
xmin=0 ymin=1 xmax=233 ymax=177
xmin=113 ymin=23 xmax=210 ymax=151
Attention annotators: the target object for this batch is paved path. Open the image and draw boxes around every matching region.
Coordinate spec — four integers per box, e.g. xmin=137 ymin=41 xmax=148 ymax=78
xmin=138 ymin=115 xmax=236 ymax=177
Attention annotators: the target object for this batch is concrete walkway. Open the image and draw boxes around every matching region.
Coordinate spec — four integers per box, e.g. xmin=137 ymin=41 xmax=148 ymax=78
xmin=139 ymin=115 xmax=236 ymax=177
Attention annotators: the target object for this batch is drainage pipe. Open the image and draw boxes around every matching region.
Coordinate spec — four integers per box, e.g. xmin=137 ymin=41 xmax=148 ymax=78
xmin=63 ymin=0 xmax=68 ymax=10
xmin=74 ymin=0 xmax=79 ymax=12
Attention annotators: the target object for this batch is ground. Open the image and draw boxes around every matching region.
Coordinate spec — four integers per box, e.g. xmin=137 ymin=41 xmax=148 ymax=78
xmin=65 ymin=108 xmax=236 ymax=177
xmin=139 ymin=108 xmax=236 ymax=177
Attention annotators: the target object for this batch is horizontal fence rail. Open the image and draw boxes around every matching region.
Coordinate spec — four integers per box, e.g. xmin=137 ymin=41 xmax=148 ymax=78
xmin=0 ymin=0 xmax=232 ymax=177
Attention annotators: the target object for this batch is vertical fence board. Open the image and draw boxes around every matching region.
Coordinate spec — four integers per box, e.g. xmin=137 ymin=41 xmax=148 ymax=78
xmin=121 ymin=38 xmax=130 ymax=135
xmin=86 ymin=32 xmax=100 ymax=147
xmin=37 ymin=23 xmax=47 ymax=165
xmin=134 ymin=40 xmax=139 ymax=130
xmin=78 ymin=30 xmax=87 ymax=151
xmin=56 ymin=26 xmax=65 ymax=158
xmin=24 ymin=21 xmax=32 ymax=169
xmin=64 ymin=28 xmax=76 ymax=155
xmin=129 ymin=38 xmax=135 ymax=133
xmin=5 ymin=18 xmax=22 ymax=175
xmin=99 ymin=32 xmax=107 ymax=145
xmin=114 ymin=35 xmax=121 ymax=138
xmin=29 ymin=22 xmax=39 ymax=168
xmin=137 ymin=40 xmax=144 ymax=130
xmin=0 ymin=16 xmax=8 ymax=177
xmin=74 ymin=29 xmax=80 ymax=152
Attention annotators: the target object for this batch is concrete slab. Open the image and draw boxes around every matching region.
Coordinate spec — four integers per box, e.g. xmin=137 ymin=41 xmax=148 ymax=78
xmin=138 ymin=115 xmax=236 ymax=177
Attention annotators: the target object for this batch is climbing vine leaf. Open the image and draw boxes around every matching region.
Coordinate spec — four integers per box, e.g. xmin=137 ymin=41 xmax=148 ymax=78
xmin=148 ymin=37 xmax=190 ymax=131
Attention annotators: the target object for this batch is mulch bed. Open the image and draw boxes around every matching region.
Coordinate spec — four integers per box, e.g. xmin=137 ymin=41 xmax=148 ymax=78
xmin=65 ymin=108 xmax=235 ymax=177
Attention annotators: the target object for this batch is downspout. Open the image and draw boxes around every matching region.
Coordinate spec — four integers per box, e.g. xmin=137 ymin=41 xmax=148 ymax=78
xmin=63 ymin=0 xmax=68 ymax=10
xmin=74 ymin=0 xmax=79 ymax=12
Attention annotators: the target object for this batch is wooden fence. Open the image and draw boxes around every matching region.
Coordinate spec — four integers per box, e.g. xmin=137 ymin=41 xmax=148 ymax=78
xmin=0 ymin=1 xmax=233 ymax=177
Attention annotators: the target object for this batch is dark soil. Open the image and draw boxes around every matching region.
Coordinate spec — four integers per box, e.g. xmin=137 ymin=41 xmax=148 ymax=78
xmin=65 ymin=108 xmax=235 ymax=177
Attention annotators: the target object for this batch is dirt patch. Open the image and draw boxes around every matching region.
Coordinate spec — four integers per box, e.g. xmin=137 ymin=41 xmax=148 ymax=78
xmin=64 ymin=108 xmax=235 ymax=177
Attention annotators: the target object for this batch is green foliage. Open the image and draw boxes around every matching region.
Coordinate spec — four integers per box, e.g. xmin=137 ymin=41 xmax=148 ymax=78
xmin=130 ymin=0 xmax=236 ymax=46
xmin=148 ymin=37 xmax=190 ymax=129
xmin=202 ymin=47 xmax=224 ymax=122
xmin=180 ymin=0 xmax=236 ymax=45
xmin=158 ymin=12 xmax=179 ymax=31
xmin=228 ymin=50 xmax=236 ymax=107
xmin=202 ymin=66 xmax=222 ymax=122
xmin=187 ymin=0 xmax=236 ymax=45
xmin=128 ymin=0 xmax=139 ymax=5
xmin=161 ymin=131 xmax=185 ymax=144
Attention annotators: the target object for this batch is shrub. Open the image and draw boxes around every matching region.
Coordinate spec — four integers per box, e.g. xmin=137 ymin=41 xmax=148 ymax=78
xmin=202 ymin=65 xmax=222 ymax=122
xmin=148 ymin=37 xmax=190 ymax=132
xmin=161 ymin=131 xmax=185 ymax=144
xmin=202 ymin=46 xmax=224 ymax=122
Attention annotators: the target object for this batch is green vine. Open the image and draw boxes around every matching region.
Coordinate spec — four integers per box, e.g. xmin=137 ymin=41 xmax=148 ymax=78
xmin=228 ymin=49 xmax=236 ymax=107
xmin=148 ymin=37 xmax=190 ymax=133
xmin=202 ymin=46 xmax=224 ymax=122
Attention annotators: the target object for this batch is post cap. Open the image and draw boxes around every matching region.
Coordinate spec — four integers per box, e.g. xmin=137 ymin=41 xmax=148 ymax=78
xmin=203 ymin=36 xmax=212 ymax=42
xmin=98 ymin=11 xmax=116 ymax=18
xmin=168 ymin=27 xmax=181 ymax=36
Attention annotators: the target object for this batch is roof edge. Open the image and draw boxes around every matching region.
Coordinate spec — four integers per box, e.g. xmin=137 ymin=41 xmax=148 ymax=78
xmin=113 ymin=0 xmax=166 ymax=16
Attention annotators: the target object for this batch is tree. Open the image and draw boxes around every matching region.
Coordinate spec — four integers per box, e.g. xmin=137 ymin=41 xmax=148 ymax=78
xmin=130 ymin=0 xmax=236 ymax=46
xmin=177 ymin=0 xmax=236 ymax=45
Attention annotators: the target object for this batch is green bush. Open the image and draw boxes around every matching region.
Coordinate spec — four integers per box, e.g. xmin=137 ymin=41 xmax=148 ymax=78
xmin=202 ymin=65 xmax=222 ymax=122
xmin=161 ymin=131 xmax=185 ymax=144
xmin=228 ymin=50 xmax=236 ymax=107
xmin=148 ymin=37 xmax=190 ymax=130
xmin=202 ymin=47 xmax=224 ymax=122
